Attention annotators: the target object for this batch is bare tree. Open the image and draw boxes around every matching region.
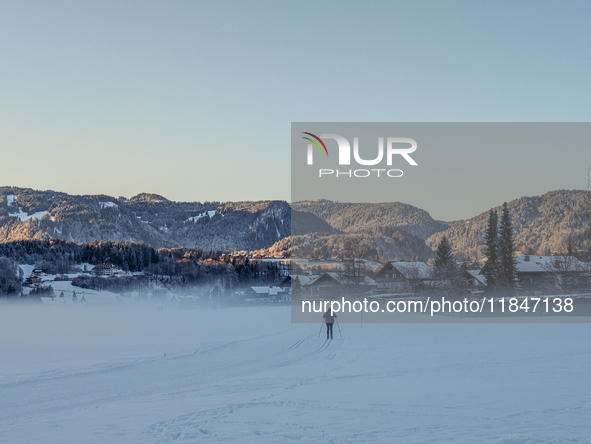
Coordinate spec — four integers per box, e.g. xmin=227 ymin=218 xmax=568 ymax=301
xmin=339 ymin=239 xmax=370 ymax=286
xmin=541 ymin=254 xmax=590 ymax=293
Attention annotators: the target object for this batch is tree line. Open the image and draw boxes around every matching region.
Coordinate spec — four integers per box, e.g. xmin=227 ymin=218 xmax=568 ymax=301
xmin=432 ymin=202 xmax=517 ymax=291
xmin=0 ymin=239 xmax=285 ymax=297
xmin=0 ymin=239 xmax=162 ymax=274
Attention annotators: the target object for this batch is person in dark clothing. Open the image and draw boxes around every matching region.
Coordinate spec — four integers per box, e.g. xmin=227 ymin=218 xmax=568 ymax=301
xmin=323 ymin=308 xmax=337 ymax=339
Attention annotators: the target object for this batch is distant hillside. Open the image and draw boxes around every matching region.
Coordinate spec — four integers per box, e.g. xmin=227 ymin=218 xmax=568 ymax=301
xmin=261 ymin=228 xmax=435 ymax=262
xmin=290 ymin=210 xmax=337 ymax=236
xmin=292 ymin=201 xmax=449 ymax=240
xmin=4 ymin=187 xmax=589 ymax=261
xmin=426 ymin=190 xmax=591 ymax=260
xmin=0 ymin=187 xmax=290 ymax=251
xmin=0 ymin=190 xmax=448 ymax=258
xmin=291 ymin=229 xmax=435 ymax=262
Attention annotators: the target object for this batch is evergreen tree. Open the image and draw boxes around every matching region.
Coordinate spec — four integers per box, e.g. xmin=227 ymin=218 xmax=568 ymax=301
xmin=497 ymin=202 xmax=517 ymax=288
xmin=434 ymin=235 xmax=456 ymax=279
xmin=483 ymin=210 xmax=499 ymax=288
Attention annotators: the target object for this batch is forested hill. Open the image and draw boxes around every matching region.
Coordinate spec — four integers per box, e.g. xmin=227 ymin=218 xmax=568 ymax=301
xmin=292 ymin=200 xmax=449 ymax=240
xmin=426 ymin=190 xmax=591 ymax=261
xmin=4 ymin=187 xmax=589 ymax=260
xmin=0 ymin=187 xmax=292 ymax=251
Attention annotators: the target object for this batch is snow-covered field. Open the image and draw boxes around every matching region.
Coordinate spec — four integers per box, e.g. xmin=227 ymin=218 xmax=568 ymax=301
xmin=1 ymin=303 xmax=590 ymax=443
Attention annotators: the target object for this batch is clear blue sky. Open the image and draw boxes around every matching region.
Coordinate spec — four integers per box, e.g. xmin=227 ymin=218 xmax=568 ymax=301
xmin=1 ymin=1 xmax=590 ymax=219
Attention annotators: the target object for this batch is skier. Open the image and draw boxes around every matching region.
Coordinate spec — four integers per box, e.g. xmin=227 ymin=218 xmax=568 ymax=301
xmin=323 ymin=308 xmax=337 ymax=340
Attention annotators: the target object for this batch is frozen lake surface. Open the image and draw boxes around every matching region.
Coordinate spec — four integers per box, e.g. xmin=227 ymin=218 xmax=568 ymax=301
xmin=1 ymin=303 xmax=590 ymax=443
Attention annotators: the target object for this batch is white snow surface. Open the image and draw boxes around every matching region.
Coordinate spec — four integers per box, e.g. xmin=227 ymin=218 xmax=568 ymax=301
xmin=38 ymin=277 xmax=121 ymax=304
xmin=6 ymin=194 xmax=50 ymax=221
xmin=9 ymin=209 xmax=49 ymax=222
xmin=18 ymin=264 xmax=35 ymax=279
xmin=0 ymin=304 xmax=590 ymax=443
xmin=186 ymin=210 xmax=220 ymax=223
xmin=99 ymin=201 xmax=118 ymax=209
xmin=186 ymin=213 xmax=206 ymax=223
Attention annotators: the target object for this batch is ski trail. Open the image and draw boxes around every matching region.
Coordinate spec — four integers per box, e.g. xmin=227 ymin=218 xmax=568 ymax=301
xmin=286 ymin=340 xmax=304 ymax=351
xmin=309 ymin=338 xmax=333 ymax=356
xmin=284 ymin=333 xmax=315 ymax=353
xmin=275 ymin=339 xmax=333 ymax=368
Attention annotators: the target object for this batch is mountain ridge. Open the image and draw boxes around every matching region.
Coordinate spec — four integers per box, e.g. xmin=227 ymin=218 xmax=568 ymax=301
xmin=426 ymin=189 xmax=591 ymax=260
xmin=0 ymin=187 xmax=291 ymax=251
xmin=2 ymin=187 xmax=590 ymax=260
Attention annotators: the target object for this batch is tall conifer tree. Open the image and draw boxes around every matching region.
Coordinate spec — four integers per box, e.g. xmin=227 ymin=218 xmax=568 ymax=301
xmin=483 ymin=210 xmax=498 ymax=288
xmin=434 ymin=235 xmax=456 ymax=279
xmin=497 ymin=202 xmax=516 ymax=287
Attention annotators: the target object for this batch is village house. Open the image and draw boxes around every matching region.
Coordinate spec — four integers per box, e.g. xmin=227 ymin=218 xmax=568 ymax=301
xmin=302 ymin=272 xmax=376 ymax=298
xmin=465 ymin=269 xmax=487 ymax=288
xmin=306 ymin=272 xmax=342 ymax=298
xmin=91 ymin=263 xmax=114 ymax=276
xmin=465 ymin=253 xmax=590 ymax=291
xmin=31 ymin=269 xmax=46 ymax=278
xmin=373 ymin=261 xmax=433 ymax=293
xmin=514 ymin=253 xmax=590 ymax=290
xmin=289 ymin=275 xmax=317 ymax=297
xmin=24 ymin=275 xmax=43 ymax=288
xmin=243 ymin=285 xmax=291 ymax=302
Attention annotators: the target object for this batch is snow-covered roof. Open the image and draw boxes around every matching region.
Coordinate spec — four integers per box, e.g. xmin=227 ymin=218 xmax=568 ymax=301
xmin=250 ymin=286 xmax=269 ymax=294
xmin=390 ymin=261 xmax=432 ymax=279
xmin=309 ymin=272 xmax=376 ymax=286
xmin=294 ymin=275 xmax=318 ymax=286
xmin=359 ymin=260 xmax=383 ymax=272
xmin=250 ymin=286 xmax=283 ymax=295
xmin=306 ymin=273 xmax=339 ymax=286
xmin=514 ymin=253 xmax=588 ymax=273
xmin=466 ymin=269 xmax=487 ymax=285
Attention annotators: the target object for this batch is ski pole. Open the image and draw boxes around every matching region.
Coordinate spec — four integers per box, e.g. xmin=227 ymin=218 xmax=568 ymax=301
xmin=336 ymin=319 xmax=342 ymax=337
xmin=317 ymin=320 xmax=324 ymax=338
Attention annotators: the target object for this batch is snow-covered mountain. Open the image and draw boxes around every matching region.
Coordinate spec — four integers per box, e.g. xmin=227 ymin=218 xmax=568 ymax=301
xmin=0 ymin=188 xmax=451 ymax=259
xmin=4 ymin=187 xmax=590 ymax=260
xmin=0 ymin=187 xmax=291 ymax=251
xmin=426 ymin=190 xmax=591 ymax=260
